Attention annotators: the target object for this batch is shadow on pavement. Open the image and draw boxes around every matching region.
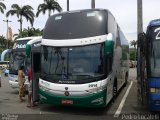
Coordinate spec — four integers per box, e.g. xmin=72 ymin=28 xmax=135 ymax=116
xmin=39 ymin=105 xmax=108 ymax=116
xmin=7 ymin=90 xmax=19 ymax=95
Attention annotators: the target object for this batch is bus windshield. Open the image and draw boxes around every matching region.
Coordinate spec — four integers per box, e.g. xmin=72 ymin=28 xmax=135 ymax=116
xmin=9 ymin=51 xmax=26 ymax=74
xmin=40 ymin=43 xmax=105 ymax=83
xmin=148 ymin=26 xmax=160 ymax=77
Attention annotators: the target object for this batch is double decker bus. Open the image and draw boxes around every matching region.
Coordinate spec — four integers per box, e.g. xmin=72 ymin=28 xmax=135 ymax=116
xmin=137 ymin=19 xmax=160 ymax=111
xmin=9 ymin=36 xmax=41 ymax=88
xmin=39 ymin=9 xmax=129 ymax=107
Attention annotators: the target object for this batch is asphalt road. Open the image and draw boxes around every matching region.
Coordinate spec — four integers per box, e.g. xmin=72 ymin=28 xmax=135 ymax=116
xmin=0 ymin=68 xmax=159 ymax=120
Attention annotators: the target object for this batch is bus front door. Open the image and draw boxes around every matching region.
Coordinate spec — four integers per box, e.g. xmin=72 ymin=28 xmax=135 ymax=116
xmin=32 ymin=52 xmax=41 ymax=103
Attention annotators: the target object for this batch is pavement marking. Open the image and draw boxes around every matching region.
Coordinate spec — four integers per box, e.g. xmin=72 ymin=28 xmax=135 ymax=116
xmin=114 ymin=81 xmax=133 ymax=118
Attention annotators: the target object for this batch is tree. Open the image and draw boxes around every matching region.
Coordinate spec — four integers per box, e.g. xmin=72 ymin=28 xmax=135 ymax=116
xmin=129 ymin=51 xmax=136 ymax=61
xmin=22 ymin=27 xmax=43 ymax=36
xmin=130 ymin=40 xmax=137 ymax=61
xmin=0 ymin=35 xmax=7 ymax=50
xmin=130 ymin=40 xmax=137 ymax=48
xmin=6 ymin=4 xmax=35 ymax=37
xmin=13 ymin=27 xmax=43 ymax=40
xmin=36 ymin=0 xmax=62 ymax=17
xmin=0 ymin=35 xmax=13 ymax=50
xmin=0 ymin=2 xmax=6 ymax=14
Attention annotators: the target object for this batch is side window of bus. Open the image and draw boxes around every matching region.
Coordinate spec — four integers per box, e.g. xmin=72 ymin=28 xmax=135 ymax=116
xmin=106 ymin=13 xmax=115 ymax=74
xmin=116 ymin=26 xmax=121 ymax=47
xmin=105 ymin=54 xmax=113 ymax=75
xmin=108 ymin=13 xmax=116 ymax=41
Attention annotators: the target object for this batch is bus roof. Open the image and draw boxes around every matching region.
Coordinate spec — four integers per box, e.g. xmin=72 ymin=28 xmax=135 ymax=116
xmin=16 ymin=36 xmax=41 ymax=41
xmin=13 ymin=36 xmax=41 ymax=50
xmin=56 ymin=8 xmax=108 ymax=15
xmin=27 ymin=36 xmax=42 ymax=45
xmin=148 ymin=19 xmax=160 ymax=27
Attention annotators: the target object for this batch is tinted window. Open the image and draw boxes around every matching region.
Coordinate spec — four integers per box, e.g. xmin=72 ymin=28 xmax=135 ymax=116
xmin=148 ymin=26 xmax=160 ymax=77
xmin=108 ymin=13 xmax=117 ymax=41
xmin=43 ymin=10 xmax=107 ymax=39
xmin=40 ymin=44 xmax=105 ymax=84
xmin=9 ymin=51 xmax=26 ymax=74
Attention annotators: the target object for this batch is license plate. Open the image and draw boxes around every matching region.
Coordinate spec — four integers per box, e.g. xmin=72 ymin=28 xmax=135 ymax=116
xmin=61 ymin=100 xmax=73 ymax=104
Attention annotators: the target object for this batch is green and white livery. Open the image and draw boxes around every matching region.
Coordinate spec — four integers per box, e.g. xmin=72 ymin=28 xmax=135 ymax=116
xmin=39 ymin=9 xmax=129 ymax=107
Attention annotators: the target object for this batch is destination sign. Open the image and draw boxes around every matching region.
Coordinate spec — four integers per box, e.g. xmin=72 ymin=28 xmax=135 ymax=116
xmin=13 ymin=40 xmax=30 ymax=49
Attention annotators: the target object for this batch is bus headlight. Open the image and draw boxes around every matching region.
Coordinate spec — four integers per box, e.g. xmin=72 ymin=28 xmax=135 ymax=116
xmin=150 ymin=88 xmax=160 ymax=93
xmin=86 ymin=86 xmax=106 ymax=94
xmin=39 ymin=84 xmax=50 ymax=92
xmin=150 ymin=88 xmax=156 ymax=93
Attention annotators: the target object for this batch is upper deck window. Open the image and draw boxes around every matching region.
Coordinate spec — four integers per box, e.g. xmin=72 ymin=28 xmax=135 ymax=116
xmin=43 ymin=10 xmax=107 ymax=39
xmin=147 ymin=26 xmax=160 ymax=77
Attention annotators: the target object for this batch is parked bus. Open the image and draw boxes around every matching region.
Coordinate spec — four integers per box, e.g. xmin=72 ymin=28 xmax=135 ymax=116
xmin=137 ymin=19 xmax=160 ymax=111
xmin=39 ymin=9 xmax=129 ymax=107
xmin=9 ymin=36 xmax=41 ymax=88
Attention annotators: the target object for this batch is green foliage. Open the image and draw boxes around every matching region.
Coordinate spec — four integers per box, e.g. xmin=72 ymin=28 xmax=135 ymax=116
xmin=6 ymin=4 xmax=35 ymax=37
xmin=0 ymin=35 xmax=14 ymax=60
xmin=122 ymin=46 xmax=129 ymax=60
xmin=0 ymin=48 xmax=3 ymax=55
xmin=8 ymin=39 xmax=14 ymax=49
xmin=0 ymin=35 xmax=7 ymax=49
xmin=13 ymin=27 xmax=43 ymax=40
xmin=2 ymin=0 xmax=62 ymax=41
xmin=130 ymin=51 xmax=136 ymax=60
xmin=22 ymin=27 xmax=43 ymax=36
xmin=36 ymin=0 xmax=62 ymax=17
xmin=130 ymin=40 xmax=137 ymax=48
xmin=0 ymin=35 xmax=14 ymax=51
xmin=6 ymin=4 xmax=35 ymax=26
xmin=4 ymin=56 xmax=9 ymax=61
xmin=0 ymin=2 xmax=6 ymax=14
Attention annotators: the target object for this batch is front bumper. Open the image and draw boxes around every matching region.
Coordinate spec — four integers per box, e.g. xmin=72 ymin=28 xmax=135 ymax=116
xmin=39 ymin=88 xmax=107 ymax=108
xmin=149 ymin=93 xmax=160 ymax=111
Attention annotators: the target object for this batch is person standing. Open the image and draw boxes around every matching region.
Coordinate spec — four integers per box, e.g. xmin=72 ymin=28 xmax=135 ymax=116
xmin=18 ymin=65 xmax=25 ymax=102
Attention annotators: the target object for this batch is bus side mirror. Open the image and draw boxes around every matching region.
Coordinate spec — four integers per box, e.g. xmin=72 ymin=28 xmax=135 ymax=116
xmin=105 ymin=33 xmax=113 ymax=55
xmin=26 ymin=44 xmax=31 ymax=58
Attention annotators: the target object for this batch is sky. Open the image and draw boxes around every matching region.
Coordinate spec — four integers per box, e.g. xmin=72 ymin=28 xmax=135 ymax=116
xmin=0 ymin=0 xmax=160 ymax=44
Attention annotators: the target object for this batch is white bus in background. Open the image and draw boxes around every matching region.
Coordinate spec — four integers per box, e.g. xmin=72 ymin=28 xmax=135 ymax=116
xmin=9 ymin=36 xmax=41 ymax=88
xmin=38 ymin=9 xmax=129 ymax=107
